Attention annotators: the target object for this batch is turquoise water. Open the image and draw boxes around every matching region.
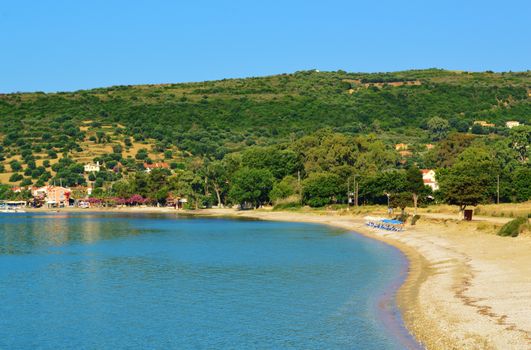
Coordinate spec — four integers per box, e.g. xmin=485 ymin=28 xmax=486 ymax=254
xmin=0 ymin=213 xmax=419 ymax=349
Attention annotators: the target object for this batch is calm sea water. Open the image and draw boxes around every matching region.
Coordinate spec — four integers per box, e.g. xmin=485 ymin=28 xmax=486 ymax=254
xmin=0 ymin=213 xmax=420 ymax=349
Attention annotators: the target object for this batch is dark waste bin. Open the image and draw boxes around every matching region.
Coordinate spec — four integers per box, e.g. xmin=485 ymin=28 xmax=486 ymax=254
xmin=464 ymin=209 xmax=473 ymax=221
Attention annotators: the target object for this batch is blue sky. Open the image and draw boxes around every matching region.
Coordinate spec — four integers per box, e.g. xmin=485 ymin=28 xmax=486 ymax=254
xmin=1 ymin=0 xmax=529 ymax=92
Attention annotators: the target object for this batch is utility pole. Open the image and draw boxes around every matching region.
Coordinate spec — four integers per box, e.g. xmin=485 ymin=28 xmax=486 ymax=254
xmin=298 ymin=170 xmax=302 ymax=205
xmin=347 ymin=177 xmax=350 ymax=210
xmin=353 ymin=174 xmax=360 ymax=207
xmin=497 ymin=174 xmax=500 ymax=205
xmin=355 ymin=181 xmax=359 ymax=207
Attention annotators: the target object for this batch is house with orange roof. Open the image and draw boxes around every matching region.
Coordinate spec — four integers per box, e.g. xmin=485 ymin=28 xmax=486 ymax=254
xmin=395 ymin=143 xmax=408 ymax=151
xmin=421 ymin=169 xmax=439 ymax=191
xmin=144 ymin=162 xmax=170 ymax=173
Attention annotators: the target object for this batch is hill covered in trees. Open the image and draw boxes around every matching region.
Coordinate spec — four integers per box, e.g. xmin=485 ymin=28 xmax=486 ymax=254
xmin=0 ymin=69 xmax=529 ymax=209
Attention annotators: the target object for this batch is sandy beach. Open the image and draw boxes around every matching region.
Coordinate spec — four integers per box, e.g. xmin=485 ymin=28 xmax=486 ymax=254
xmin=26 ymin=206 xmax=531 ymax=349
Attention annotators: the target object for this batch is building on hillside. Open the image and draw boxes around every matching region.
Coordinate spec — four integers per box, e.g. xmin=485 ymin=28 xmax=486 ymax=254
xmin=505 ymin=121 xmax=520 ymax=128
xmin=395 ymin=143 xmax=408 ymax=151
xmin=84 ymin=161 xmax=101 ymax=173
xmin=425 ymin=144 xmax=435 ymax=150
xmin=473 ymin=120 xmax=495 ymax=127
xmin=421 ymin=169 xmax=439 ymax=191
xmin=144 ymin=162 xmax=170 ymax=173
xmin=398 ymin=150 xmax=412 ymax=157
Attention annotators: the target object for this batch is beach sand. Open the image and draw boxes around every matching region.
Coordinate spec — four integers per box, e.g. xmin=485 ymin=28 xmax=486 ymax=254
xmin=26 ymin=206 xmax=531 ymax=349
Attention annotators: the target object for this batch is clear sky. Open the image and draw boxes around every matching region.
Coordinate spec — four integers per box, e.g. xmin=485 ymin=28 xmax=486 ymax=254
xmin=1 ymin=0 xmax=529 ymax=93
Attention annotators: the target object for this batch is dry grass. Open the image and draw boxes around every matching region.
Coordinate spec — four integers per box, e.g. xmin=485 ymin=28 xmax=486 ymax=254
xmin=474 ymin=202 xmax=531 ymax=218
xmin=417 ymin=202 xmax=531 ymax=218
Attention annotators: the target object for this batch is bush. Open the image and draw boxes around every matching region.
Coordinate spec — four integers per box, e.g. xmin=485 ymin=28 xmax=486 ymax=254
xmin=497 ymin=217 xmax=528 ymax=237
xmin=9 ymin=173 xmax=23 ymax=182
xmin=273 ymin=202 xmax=302 ymax=211
xmin=395 ymin=213 xmax=409 ymax=223
xmin=411 ymin=214 xmax=421 ymax=225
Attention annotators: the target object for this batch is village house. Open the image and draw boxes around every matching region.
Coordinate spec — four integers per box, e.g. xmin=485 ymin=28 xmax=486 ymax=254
xmin=421 ymin=169 xmax=439 ymax=191
xmin=473 ymin=120 xmax=495 ymax=128
xmin=46 ymin=186 xmax=71 ymax=207
xmin=398 ymin=150 xmax=412 ymax=157
xmin=395 ymin=143 xmax=408 ymax=151
xmin=31 ymin=186 xmax=71 ymax=207
xmin=32 ymin=185 xmax=51 ymax=198
xmin=425 ymin=144 xmax=435 ymax=150
xmin=84 ymin=161 xmax=101 ymax=173
xmin=144 ymin=162 xmax=170 ymax=173
xmin=505 ymin=121 xmax=520 ymax=129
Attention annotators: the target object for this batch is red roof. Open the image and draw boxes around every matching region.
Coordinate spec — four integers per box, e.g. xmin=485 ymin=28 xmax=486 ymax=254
xmin=144 ymin=162 xmax=170 ymax=169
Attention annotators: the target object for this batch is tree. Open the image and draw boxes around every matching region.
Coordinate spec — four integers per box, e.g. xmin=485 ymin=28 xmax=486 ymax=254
xmin=229 ymin=168 xmax=273 ymax=208
xmin=270 ymin=175 xmax=298 ymax=203
xmin=10 ymin=160 xmax=22 ymax=172
xmin=512 ymin=167 xmax=531 ymax=202
xmin=204 ymin=160 xmax=228 ymax=207
xmin=405 ymin=165 xmax=425 ymax=214
xmin=9 ymin=173 xmax=23 ymax=182
xmin=242 ymin=147 xmax=301 ymax=179
xmin=135 ymin=148 xmax=149 ymax=160
xmin=438 ymin=147 xmax=497 ymax=215
xmin=427 ymin=117 xmax=450 ymax=141
xmin=389 ymin=192 xmax=412 ymax=215
xmin=508 ymin=125 xmax=530 ymax=163
xmin=302 ymin=172 xmax=344 ymax=207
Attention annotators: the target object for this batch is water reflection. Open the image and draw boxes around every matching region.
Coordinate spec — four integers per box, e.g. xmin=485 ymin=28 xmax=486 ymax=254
xmin=0 ymin=212 xmax=416 ymax=350
xmin=0 ymin=213 xmax=168 ymax=255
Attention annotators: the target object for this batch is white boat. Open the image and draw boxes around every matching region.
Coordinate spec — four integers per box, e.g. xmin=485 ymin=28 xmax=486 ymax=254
xmin=0 ymin=201 xmax=27 ymax=213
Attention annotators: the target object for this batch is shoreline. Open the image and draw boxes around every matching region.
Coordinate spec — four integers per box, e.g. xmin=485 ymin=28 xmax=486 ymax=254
xmin=23 ymin=207 xmax=531 ymax=349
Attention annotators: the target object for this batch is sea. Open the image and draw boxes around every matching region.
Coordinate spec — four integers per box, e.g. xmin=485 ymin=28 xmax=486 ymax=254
xmin=0 ymin=212 xmax=421 ymax=349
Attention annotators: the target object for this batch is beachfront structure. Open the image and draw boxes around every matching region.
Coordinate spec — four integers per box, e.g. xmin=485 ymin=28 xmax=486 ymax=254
xmin=144 ymin=162 xmax=170 ymax=173
xmin=46 ymin=186 xmax=71 ymax=207
xmin=32 ymin=185 xmax=71 ymax=207
xmin=421 ymin=169 xmax=439 ymax=191
xmin=84 ymin=161 xmax=101 ymax=173
xmin=166 ymin=193 xmax=188 ymax=209
xmin=505 ymin=121 xmax=520 ymax=128
xmin=32 ymin=185 xmax=51 ymax=198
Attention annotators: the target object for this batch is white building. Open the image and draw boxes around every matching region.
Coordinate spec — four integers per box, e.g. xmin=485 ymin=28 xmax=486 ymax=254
xmin=84 ymin=161 xmax=101 ymax=173
xmin=505 ymin=121 xmax=520 ymax=129
xmin=421 ymin=169 xmax=439 ymax=191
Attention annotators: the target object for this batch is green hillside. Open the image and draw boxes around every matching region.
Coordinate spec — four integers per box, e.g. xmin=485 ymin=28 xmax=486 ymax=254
xmin=1 ymin=69 xmax=529 ymax=155
xmin=0 ymin=69 xmax=529 ymax=207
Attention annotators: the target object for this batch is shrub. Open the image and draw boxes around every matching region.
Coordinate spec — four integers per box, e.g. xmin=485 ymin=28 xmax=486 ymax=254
xmin=411 ymin=214 xmax=421 ymax=225
xmin=497 ymin=217 xmax=529 ymax=237
xmin=395 ymin=213 xmax=409 ymax=223
xmin=9 ymin=173 xmax=23 ymax=182
xmin=273 ymin=202 xmax=302 ymax=211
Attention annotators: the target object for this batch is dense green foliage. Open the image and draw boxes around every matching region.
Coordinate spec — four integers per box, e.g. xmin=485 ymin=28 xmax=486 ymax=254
xmin=0 ymin=69 xmax=529 ymax=210
xmin=497 ymin=217 xmax=529 ymax=237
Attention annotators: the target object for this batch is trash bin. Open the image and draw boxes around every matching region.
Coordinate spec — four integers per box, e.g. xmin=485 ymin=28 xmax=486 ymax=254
xmin=464 ymin=209 xmax=473 ymax=221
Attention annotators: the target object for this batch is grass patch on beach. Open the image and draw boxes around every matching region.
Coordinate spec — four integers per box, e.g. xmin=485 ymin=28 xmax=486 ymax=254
xmin=497 ymin=217 xmax=530 ymax=237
